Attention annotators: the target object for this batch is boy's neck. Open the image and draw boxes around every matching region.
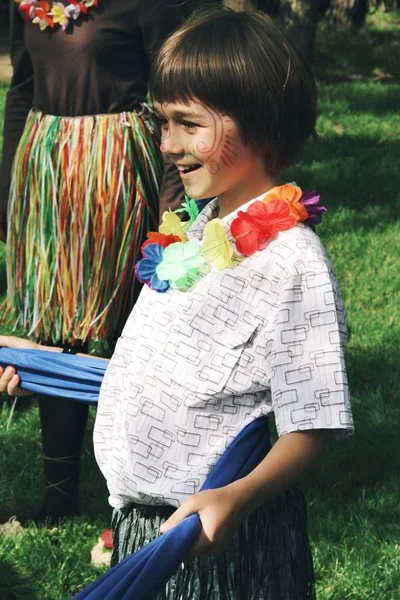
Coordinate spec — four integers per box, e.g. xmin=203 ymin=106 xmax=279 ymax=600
xmin=217 ymin=171 xmax=282 ymax=219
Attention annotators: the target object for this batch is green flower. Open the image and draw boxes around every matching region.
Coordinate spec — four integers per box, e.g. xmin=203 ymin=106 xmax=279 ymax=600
xmin=156 ymin=241 xmax=205 ymax=289
xmin=174 ymin=196 xmax=200 ymax=226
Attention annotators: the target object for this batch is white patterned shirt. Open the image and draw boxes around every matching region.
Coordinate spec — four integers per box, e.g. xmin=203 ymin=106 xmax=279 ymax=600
xmin=94 ymin=194 xmax=354 ymax=509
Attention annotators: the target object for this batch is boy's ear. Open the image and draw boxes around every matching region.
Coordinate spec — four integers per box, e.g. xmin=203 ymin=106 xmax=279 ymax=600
xmin=248 ymin=138 xmax=277 ymax=173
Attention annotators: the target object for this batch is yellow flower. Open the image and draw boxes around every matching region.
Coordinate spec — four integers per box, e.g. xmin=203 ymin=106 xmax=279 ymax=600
xmin=159 ymin=211 xmax=188 ymax=241
xmin=50 ymin=3 xmax=68 ymax=28
xmin=202 ymin=219 xmax=234 ymax=269
xmin=32 ymin=15 xmax=49 ymax=30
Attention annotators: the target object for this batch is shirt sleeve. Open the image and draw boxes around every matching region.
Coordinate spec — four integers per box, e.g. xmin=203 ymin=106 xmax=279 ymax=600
xmin=0 ymin=1 xmax=34 ymax=220
xmin=267 ymin=252 xmax=354 ymax=440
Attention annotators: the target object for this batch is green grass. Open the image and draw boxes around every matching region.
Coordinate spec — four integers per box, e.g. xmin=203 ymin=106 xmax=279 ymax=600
xmin=1 ymin=8 xmax=400 ymax=599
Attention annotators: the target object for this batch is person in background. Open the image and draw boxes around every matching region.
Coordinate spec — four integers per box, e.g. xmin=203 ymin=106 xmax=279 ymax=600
xmin=0 ymin=0 xmax=183 ymax=523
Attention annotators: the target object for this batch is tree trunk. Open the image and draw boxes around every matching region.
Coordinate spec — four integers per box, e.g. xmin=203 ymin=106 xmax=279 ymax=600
xmin=326 ymin=0 xmax=368 ymax=29
xmin=273 ymin=0 xmax=318 ymax=62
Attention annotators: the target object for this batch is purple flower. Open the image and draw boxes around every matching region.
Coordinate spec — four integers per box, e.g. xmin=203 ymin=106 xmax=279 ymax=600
xmin=134 ymin=244 xmax=170 ymax=293
xmin=300 ymin=190 xmax=327 ymax=230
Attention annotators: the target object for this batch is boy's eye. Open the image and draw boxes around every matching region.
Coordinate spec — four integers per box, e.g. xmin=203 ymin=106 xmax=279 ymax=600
xmin=182 ymin=121 xmax=198 ymax=131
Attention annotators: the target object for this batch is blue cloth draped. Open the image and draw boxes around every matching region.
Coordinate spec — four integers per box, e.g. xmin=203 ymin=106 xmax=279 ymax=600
xmin=0 ymin=347 xmax=270 ymax=600
xmin=0 ymin=348 xmax=108 ymax=404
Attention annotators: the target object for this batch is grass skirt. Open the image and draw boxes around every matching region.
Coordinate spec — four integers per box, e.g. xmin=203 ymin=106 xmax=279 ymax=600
xmin=111 ymin=486 xmax=316 ymax=600
xmin=5 ymin=107 xmax=162 ymax=344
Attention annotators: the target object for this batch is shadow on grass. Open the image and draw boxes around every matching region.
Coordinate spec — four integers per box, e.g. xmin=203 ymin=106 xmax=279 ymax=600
xmin=305 ymin=343 xmax=400 ymax=541
xmin=290 ymin=135 xmax=400 ymax=231
xmin=0 ymin=560 xmax=37 ymax=600
xmin=0 ymin=433 xmax=41 ymax=523
xmin=0 ymin=408 xmax=110 ymax=524
xmin=314 ymin=19 xmax=400 ymax=83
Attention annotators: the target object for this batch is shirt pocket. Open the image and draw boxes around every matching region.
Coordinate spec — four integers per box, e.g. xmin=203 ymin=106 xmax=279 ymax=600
xmin=155 ymin=311 xmax=260 ymax=400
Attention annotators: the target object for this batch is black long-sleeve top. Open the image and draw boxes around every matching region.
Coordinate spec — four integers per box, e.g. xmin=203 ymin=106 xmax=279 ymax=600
xmin=0 ymin=0 xmax=184 ymax=221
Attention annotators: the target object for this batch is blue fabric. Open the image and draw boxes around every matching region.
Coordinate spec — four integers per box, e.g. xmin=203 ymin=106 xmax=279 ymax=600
xmin=0 ymin=347 xmax=271 ymax=600
xmin=0 ymin=348 xmax=108 ymax=404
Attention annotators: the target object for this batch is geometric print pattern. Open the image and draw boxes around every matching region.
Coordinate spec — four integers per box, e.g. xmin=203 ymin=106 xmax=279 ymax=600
xmin=94 ymin=196 xmax=354 ymax=509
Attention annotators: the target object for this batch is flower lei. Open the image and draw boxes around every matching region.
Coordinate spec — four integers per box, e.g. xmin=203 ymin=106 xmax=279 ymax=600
xmin=15 ymin=0 xmax=98 ymax=31
xmin=135 ymin=185 xmax=327 ymax=294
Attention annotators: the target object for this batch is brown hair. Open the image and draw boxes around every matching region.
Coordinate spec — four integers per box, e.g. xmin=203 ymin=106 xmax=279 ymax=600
xmin=150 ymin=7 xmax=317 ymax=171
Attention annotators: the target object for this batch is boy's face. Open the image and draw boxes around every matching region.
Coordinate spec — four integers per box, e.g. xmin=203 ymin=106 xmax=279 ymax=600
xmin=154 ymin=99 xmax=258 ymax=202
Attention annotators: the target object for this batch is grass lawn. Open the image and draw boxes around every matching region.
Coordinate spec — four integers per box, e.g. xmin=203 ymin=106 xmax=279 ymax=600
xmin=1 ymin=9 xmax=400 ymax=599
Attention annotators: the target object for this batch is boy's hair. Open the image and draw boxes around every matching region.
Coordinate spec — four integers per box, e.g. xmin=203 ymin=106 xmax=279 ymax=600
xmin=150 ymin=7 xmax=317 ymax=171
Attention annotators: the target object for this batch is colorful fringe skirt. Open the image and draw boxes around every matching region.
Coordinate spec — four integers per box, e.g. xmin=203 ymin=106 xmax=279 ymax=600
xmin=111 ymin=486 xmax=316 ymax=600
xmin=5 ymin=107 xmax=163 ymax=344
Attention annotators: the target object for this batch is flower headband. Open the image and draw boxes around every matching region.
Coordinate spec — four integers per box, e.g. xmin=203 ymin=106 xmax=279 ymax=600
xmin=135 ymin=184 xmax=326 ymax=293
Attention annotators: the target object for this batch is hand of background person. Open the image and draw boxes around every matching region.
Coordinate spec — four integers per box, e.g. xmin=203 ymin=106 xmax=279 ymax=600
xmin=0 ymin=366 xmax=32 ymax=397
xmin=159 ymin=487 xmax=244 ymax=560
xmin=0 ymin=335 xmax=39 ymax=396
xmin=0 ymin=335 xmax=39 ymax=350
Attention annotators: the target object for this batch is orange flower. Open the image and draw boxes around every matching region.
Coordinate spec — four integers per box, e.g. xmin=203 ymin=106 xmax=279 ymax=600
xmin=263 ymin=184 xmax=308 ymax=222
xmin=141 ymin=232 xmax=181 ymax=252
xmin=38 ymin=0 xmax=51 ymax=13
xmin=32 ymin=1 xmax=55 ymax=29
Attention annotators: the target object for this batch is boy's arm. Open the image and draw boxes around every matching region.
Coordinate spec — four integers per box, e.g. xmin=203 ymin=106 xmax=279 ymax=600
xmin=160 ymin=429 xmax=328 ymax=559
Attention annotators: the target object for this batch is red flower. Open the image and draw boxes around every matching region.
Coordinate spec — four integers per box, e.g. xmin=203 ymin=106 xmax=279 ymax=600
xmin=231 ymin=200 xmax=297 ymax=256
xmin=71 ymin=0 xmax=88 ymax=14
xmin=230 ymin=211 xmax=261 ymax=256
xmin=100 ymin=529 xmax=113 ymax=549
xmin=19 ymin=2 xmax=35 ymax=19
xmin=141 ymin=232 xmax=181 ymax=252
xmin=252 ymin=199 xmax=298 ymax=235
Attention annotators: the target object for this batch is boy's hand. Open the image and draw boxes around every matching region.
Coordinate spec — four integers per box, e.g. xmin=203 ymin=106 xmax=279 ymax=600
xmin=0 ymin=336 xmax=39 ymax=397
xmin=159 ymin=487 xmax=244 ymax=559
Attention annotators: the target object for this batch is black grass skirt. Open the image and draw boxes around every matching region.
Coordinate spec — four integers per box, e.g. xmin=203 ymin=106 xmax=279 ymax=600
xmin=111 ymin=485 xmax=315 ymax=600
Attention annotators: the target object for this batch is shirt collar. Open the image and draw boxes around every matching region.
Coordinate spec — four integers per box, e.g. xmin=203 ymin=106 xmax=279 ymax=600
xmin=186 ymin=191 xmax=269 ymax=242
xmin=186 ymin=198 xmax=220 ymax=241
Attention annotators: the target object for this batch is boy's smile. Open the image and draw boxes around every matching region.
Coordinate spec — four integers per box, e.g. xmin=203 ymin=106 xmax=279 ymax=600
xmin=154 ymin=100 xmax=279 ymax=217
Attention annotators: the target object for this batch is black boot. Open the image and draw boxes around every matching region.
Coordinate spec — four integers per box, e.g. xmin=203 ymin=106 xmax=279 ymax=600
xmin=36 ymin=395 xmax=89 ymax=523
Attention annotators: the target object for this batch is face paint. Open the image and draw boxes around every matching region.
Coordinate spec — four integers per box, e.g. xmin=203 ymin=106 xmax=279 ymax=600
xmin=155 ymin=99 xmax=262 ymax=203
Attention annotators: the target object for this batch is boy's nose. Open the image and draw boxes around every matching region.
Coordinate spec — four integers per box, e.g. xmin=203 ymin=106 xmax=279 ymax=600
xmin=160 ymin=130 xmax=184 ymax=156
